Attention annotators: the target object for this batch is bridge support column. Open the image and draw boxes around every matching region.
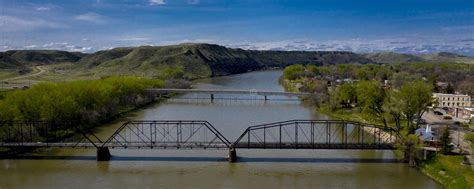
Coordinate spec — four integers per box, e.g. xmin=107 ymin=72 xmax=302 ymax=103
xmin=264 ymin=95 xmax=267 ymax=101
xmin=228 ymin=148 xmax=237 ymax=163
xmin=211 ymin=94 xmax=214 ymax=102
xmin=97 ymin=147 xmax=111 ymax=161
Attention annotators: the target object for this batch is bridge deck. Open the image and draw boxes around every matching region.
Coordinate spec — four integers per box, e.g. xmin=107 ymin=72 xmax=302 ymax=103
xmin=1 ymin=142 xmax=394 ymax=149
xmin=146 ymin=88 xmax=310 ymax=97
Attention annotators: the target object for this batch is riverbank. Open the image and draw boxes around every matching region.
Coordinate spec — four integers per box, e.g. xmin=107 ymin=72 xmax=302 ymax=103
xmin=420 ymin=155 xmax=474 ymax=189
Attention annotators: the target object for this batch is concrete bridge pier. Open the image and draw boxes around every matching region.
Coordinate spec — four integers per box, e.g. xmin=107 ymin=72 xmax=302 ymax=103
xmin=228 ymin=148 xmax=237 ymax=163
xmin=97 ymin=147 xmax=111 ymax=161
xmin=264 ymin=95 xmax=267 ymax=101
xmin=211 ymin=94 xmax=214 ymax=102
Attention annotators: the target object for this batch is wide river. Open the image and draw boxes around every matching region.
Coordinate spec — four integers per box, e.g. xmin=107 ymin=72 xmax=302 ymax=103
xmin=0 ymin=71 xmax=440 ymax=189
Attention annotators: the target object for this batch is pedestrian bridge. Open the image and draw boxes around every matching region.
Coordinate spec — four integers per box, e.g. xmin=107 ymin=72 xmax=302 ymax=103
xmin=0 ymin=120 xmax=399 ymax=162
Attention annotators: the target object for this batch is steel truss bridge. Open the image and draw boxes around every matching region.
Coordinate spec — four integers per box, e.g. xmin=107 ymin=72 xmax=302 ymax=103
xmin=0 ymin=120 xmax=399 ymax=162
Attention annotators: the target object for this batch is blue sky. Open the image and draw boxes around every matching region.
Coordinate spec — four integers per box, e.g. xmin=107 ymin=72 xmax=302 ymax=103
xmin=1 ymin=0 xmax=473 ymax=55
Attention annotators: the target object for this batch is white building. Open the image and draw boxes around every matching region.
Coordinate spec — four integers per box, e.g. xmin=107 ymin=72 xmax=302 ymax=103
xmin=433 ymin=93 xmax=471 ymax=108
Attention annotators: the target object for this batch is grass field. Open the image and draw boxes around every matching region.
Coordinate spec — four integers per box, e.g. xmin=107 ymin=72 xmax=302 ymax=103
xmin=421 ymin=155 xmax=474 ymax=189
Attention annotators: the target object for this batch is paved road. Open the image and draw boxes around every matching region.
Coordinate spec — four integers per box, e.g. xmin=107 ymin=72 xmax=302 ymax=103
xmin=422 ymin=109 xmax=471 ymax=153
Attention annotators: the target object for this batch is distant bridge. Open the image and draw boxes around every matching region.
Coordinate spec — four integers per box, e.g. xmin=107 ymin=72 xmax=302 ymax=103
xmin=146 ymin=88 xmax=311 ymax=101
xmin=0 ymin=120 xmax=399 ymax=162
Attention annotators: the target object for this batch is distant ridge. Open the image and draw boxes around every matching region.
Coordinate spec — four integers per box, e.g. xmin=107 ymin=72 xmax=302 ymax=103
xmin=75 ymin=43 xmax=374 ymax=79
xmin=363 ymin=51 xmax=474 ymax=64
xmin=1 ymin=43 xmax=473 ymax=79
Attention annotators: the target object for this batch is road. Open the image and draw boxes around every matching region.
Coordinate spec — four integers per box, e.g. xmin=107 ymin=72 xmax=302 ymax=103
xmin=3 ymin=65 xmax=46 ymax=81
xmin=422 ymin=108 xmax=471 ymax=153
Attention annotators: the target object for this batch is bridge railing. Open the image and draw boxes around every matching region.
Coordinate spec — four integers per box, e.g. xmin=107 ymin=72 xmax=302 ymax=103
xmin=0 ymin=121 xmax=102 ymax=148
xmin=232 ymin=120 xmax=399 ymax=149
xmin=101 ymin=120 xmax=232 ymax=149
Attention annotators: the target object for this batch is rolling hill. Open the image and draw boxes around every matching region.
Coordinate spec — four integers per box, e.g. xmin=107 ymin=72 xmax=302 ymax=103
xmin=363 ymin=52 xmax=474 ymax=64
xmin=76 ymin=43 xmax=374 ymax=79
xmin=1 ymin=43 xmax=473 ymax=80
xmin=3 ymin=50 xmax=84 ymax=65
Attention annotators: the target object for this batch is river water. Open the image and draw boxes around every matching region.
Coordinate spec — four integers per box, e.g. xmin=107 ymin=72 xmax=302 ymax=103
xmin=0 ymin=71 xmax=440 ymax=189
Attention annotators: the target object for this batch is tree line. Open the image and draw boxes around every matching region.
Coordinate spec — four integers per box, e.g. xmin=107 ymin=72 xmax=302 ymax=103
xmin=283 ymin=62 xmax=474 ymax=95
xmin=0 ymin=76 xmax=164 ymax=126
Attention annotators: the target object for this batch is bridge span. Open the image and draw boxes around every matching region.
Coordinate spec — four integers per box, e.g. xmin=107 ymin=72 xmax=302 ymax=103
xmin=0 ymin=120 xmax=399 ymax=162
xmin=146 ymin=88 xmax=311 ymax=101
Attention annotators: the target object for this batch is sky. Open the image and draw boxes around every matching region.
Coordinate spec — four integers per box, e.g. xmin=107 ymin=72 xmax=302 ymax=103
xmin=0 ymin=0 xmax=473 ymax=55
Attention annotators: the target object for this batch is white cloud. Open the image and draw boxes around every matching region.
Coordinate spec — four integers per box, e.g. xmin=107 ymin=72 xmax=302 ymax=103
xmin=149 ymin=0 xmax=166 ymax=5
xmin=75 ymin=12 xmax=105 ymax=23
xmin=0 ymin=15 xmax=66 ymax=32
xmin=229 ymin=37 xmax=474 ymax=56
xmin=35 ymin=7 xmax=50 ymax=11
xmin=116 ymin=37 xmax=150 ymax=41
xmin=18 ymin=42 xmax=96 ymax=52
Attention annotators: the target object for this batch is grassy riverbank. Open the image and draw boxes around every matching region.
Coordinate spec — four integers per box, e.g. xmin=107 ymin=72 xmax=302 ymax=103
xmin=420 ymin=155 xmax=474 ymax=189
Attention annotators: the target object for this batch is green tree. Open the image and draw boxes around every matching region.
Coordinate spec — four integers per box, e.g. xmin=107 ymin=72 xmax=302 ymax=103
xmin=328 ymin=87 xmax=341 ymax=111
xmin=440 ymin=126 xmax=453 ymax=155
xmin=283 ymin=64 xmax=305 ymax=80
xmin=399 ymin=80 xmax=433 ymax=134
xmin=161 ymin=66 xmax=184 ymax=80
xmin=337 ymin=83 xmax=357 ymax=108
xmin=356 ymin=81 xmax=387 ymax=127
xmin=383 ymin=90 xmax=403 ymax=131
xmin=396 ymin=134 xmax=422 ymax=167
xmin=355 ymin=69 xmax=368 ymax=80
xmin=306 ymin=65 xmax=318 ymax=75
xmin=445 ymin=83 xmax=455 ymax=94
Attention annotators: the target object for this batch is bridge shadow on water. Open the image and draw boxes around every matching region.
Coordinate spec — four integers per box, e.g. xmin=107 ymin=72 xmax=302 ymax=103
xmin=1 ymin=155 xmax=401 ymax=164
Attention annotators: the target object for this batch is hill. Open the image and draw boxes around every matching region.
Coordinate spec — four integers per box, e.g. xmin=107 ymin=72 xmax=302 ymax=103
xmin=0 ymin=52 xmax=25 ymax=70
xmin=364 ymin=52 xmax=474 ymax=64
xmin=2 ymin=43 xmax=473 ymax=81
xmin=77 ymin=43 xmax=373 ymax=79
xmin=4 ymin=50 xmax=84 ymax=66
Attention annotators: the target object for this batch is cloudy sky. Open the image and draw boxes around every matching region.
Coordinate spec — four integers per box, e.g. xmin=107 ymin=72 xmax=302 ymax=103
xmin=1 ymin=0 xmax=473 ymax=55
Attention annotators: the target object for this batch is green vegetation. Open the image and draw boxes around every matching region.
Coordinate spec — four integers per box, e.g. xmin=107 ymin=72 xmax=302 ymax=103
xmin=0 ymin=76 xmax=163 ymax=124
xmin=282 ymin=62 xmax=474 ymax=187
xmin=440 ymin=126 xmax=453 ymax=155
xmin=283 ymin=64 xmax=305 ymax=80
xmin=421 ymin=155 xmax=474 ymax=189
xmin=3 ymin=50 xmax=83 ymax=65
xmin=465 ymin=133 xmax=474 ymax=152
xmin=281 ymin=63 xmax=469 ymax=164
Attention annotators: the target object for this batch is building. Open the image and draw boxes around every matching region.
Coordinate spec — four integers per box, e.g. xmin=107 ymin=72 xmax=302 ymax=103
xmin=415 ymin=125 xmax=436 ymax=141
xmin=448 ymin=107 xmax=474 ymax=120
xmin=433 ymin=93 xmax=471 ymax=108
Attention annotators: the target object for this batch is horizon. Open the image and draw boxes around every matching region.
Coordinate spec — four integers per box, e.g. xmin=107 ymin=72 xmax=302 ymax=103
xmin=1 ymin=43 xmax=473 ymax=57
xmin=1 ymin=0 xmax=473 ymax=55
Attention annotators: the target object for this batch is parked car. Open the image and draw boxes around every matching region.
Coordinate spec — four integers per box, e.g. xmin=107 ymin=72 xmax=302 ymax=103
xmin=434 ymin=111 xmax=443 ymax=115
xmin=443 ymin=116 xmax=452 ymax=120
xmin=442 ymin=107 xmax=449 ymax=111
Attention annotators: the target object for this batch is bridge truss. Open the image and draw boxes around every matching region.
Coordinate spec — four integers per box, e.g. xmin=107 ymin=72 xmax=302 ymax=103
xmin=101 ymin=120 xmax=231 ymax=149
xmin=233 ymin=120 xmax=399 ymax=149
xmin=0 ymin=120 xmax=400 ymax=161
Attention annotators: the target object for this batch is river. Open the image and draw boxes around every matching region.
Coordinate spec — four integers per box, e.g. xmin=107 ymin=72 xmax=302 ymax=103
xmin=0 ymin=70 xmax=441 ymax=189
